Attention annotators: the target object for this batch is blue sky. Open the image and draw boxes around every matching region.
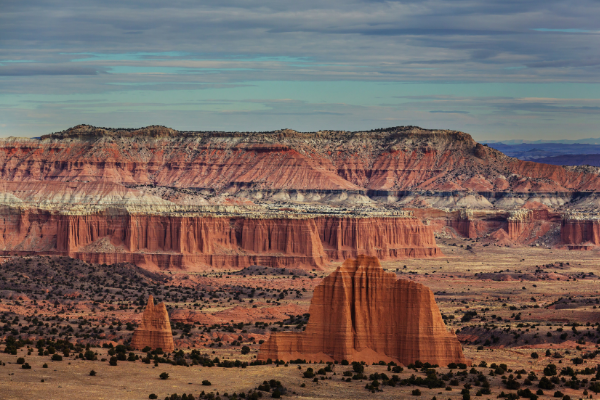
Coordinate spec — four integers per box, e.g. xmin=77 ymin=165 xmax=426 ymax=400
xmin=1 ymin=0 xmax=599 ymax=140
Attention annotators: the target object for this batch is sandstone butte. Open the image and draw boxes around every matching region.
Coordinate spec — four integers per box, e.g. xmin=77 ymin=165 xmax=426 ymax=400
xmin=131 ymin=295 xmax=175 ymax=352
xmin=258 ymin=255 xmax=467 ymax=366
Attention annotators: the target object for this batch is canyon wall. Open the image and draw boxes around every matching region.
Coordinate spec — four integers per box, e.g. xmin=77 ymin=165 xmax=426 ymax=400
xmin=0 ymin=207 xmax=440 ymax=270
xmin=258 ymin=255 xmax=467 ymax=365
xmin=2 ymin=125 xmax=600 ymax=194
xmin=315 ymin=217 xmax=440 ymax=259
xmin=560 ymin=218 xmax=600 ymax=248
xmin=0 ymin=124 xmax=597 ymax=256
xmin=408 ymin=207 xmax=563 ymax=247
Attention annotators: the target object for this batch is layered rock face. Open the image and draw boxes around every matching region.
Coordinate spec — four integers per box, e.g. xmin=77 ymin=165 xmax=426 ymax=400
xmin=316 ymin=217 xmax=439 ymax=260
xmin=561 ymin=216 xmax=600 ymax=247
xmin=258 ymin=255 xmax=466 ymax=365
xmin=2 ymin=124 xmax=600 ymax=194
xmin=0 ymin=123 xmax=597 ymax=260
xmin=131 ymin=295 xmax=174 ymax=352
xmin=0 ymin=207 xmax=439 ymax=270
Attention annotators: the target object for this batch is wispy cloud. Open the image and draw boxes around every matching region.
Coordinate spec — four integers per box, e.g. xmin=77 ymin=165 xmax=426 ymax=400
xmin=532 ymin=28 xmax=599 ymax=33
xmin=0 ymin=0 xmax=599 ymax=138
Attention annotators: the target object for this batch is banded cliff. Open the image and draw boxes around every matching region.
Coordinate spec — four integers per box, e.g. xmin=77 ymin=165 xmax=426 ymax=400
xmin=2 ymin=125 xmax=600 ymax=195
xmin=0 ymin=206 xmax=440 ymax=270
xmin=1 ymin=124 xmax=598 ymax=255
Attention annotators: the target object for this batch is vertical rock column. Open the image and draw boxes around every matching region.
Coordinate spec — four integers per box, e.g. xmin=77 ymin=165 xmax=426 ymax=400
xmin=131 ymin=295 xmax=175 ymax=352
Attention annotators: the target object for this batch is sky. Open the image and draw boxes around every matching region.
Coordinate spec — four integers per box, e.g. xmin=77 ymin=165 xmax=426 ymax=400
xmin=1 ymin=0 xmax=599 ymax=140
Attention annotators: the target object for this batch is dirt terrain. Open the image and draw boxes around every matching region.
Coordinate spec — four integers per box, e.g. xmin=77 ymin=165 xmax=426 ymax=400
xmin=2 ymin=238 xmax=600 ymax=399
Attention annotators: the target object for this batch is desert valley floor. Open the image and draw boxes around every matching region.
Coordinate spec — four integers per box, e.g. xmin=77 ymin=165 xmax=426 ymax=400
xmin=2 ymin=239 xmax=600 ymax=400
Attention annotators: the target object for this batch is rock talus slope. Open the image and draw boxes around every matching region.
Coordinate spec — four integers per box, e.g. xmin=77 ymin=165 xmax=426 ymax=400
xmin=131 ymin=295 xmax=175 ymax=352
xmin=258 ymin=255 xmax=466 ymax=365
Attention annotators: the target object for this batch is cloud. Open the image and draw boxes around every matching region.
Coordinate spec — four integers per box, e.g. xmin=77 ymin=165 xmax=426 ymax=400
xmin=0 ymin=0 xmax=599 ymax=137
xmin=0 ymin=64 xmax=102 ymax=76
xmin=430 ymin=110 xmax=470 ymax=114
xmin=532 ymin=28 xmax=599 ymax=33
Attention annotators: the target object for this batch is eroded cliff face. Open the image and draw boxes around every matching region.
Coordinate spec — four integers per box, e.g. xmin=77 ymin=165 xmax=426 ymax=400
xmin=131 ymin=295 xmax=175 ymax=352
xmin=258 ymin=255 xmax=467 ymax=365
xmin=560 ymin=216 xmax=600 ymax=248
xmin=316 ymin=217 xmax=439 ymax=259
xmin=3 ymin=125 xmax=600 ymax=195
xmin=0 ymin=207 xmax=440 ymax=270
xmin=0 ymin=124 xmax=596 ymax=257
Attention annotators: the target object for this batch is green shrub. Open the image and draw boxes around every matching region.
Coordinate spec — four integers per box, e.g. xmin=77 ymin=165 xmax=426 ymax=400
xmin=303 ymin=368 xmax=315 ymax=378
xmin=544 ymin=364 xmax=557 ymax=376
xmin=202 ymin=380 xmax=211 ymax=386
xmin=538 ymin=377 xmax=555 ymax=390
xmin=159 ymin=372 xmax=169 ymax=380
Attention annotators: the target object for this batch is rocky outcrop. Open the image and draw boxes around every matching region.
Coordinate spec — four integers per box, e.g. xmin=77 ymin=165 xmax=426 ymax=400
xmin=560 ymin=215 xmax=600 ymax=247
xmin=0 ymin=207 xmax=439 ymax=270
xmin=258 ymin=255 xmax=466 ymax=365
xmin=131 ymin=295 xmax=174 ymax=352
xmin=408 ymin=207 xmax=561 ymax=246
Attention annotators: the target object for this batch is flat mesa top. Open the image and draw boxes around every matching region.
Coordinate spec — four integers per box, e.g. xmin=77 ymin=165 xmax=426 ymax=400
xmin=39 ymin=124 xmax=474 ymax=142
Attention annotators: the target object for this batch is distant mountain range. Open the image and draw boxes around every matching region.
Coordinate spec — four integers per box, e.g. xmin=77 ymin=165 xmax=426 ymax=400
xmin=483 ymin=141 xmax=600 ymax=166
xmin=483 ymin=138 xmax=600 ymax=145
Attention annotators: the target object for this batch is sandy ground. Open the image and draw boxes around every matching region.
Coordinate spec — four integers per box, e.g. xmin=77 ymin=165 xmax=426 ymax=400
xmin=2 ymin=243 xmax=600 ymax=399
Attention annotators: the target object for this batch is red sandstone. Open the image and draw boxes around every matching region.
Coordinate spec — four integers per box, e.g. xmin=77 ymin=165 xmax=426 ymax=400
xmin=0 ymin=209 xmax=440 ymax=270
xmin=131 ymin=295 xmax=175 ymax=352
xmin=258 ymin=255 xmax=467 ymax=365
xmin=1 ymin=125 xmax=599 ymax=192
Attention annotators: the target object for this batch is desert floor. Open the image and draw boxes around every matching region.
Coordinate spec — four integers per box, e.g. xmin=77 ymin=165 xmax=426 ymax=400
xmin=2 ymin=241 xmax=600 ymax=399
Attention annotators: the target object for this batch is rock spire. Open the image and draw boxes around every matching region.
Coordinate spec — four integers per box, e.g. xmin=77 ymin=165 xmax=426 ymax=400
xmin=131 ymin=295 xmax=175 ymax=352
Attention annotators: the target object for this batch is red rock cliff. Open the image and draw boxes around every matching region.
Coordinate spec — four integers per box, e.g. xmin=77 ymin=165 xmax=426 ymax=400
xmin=315 ymin=217 xmax=440 ymax=259
xmin=561 ymin=218 xmax=600 ymax=246
xmin=0 ymin=208 xmax=439 ymax=270
xmin=2 ymin=125 xmax=600 ymax=193
xmin=258 ymin=255 xmax=466 ymax=365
